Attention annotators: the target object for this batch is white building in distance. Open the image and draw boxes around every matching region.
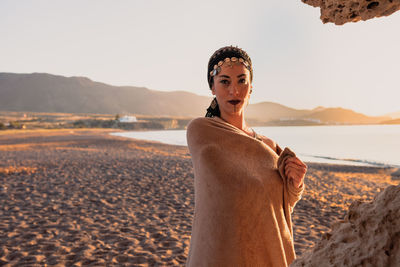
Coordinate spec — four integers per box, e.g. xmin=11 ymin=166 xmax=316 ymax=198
xmin=118 ymin=115 xmax=137 ymax=123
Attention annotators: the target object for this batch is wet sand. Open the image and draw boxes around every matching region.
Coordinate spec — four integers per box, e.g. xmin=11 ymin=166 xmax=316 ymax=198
xmin=0 ymin=129 xmax=398 ymax=266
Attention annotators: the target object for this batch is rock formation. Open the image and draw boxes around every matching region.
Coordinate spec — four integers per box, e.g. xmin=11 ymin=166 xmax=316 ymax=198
xmin=291 ymin=184 xmax=400 ymax=266
xmin=302 ymin=0 xmax=400 ymax=25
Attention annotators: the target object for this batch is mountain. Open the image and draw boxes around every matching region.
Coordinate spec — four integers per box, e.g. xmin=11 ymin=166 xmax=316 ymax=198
xmin=385 ymin=111 xmax=400 ymax=119
xmin=303 ymin=107 xmax=388 ymax=124
xmin=0 ymin=72 xmax=211 ymax=117
xmin=245 ymin=102 xmax=310 ymax=122
xmin=380 ymin=118 xmax=400 ymax=124
xmin=0 ymin=72 xmax=392 ymax=124
xmin=246 ymin=103 xmax=388 ymax=124
xmin=311 ymin=106 xmax=326 ymax=112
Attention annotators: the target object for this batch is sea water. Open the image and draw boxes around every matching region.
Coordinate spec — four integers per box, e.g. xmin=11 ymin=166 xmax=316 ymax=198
xmin=111 ymin=124 xmax=400 ymax=167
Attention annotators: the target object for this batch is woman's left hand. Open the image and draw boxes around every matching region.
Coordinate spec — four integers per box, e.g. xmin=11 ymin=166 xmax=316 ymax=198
xmin=284 ymin=156 xmax=307 ymax=188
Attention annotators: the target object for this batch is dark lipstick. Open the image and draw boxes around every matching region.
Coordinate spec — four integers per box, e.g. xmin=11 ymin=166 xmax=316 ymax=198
xmin=228 ymin=100 xmax=240 ymax=105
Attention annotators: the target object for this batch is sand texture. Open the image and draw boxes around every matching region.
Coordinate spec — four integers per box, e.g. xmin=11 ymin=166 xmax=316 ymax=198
xmin=0 ymin=129 xmax=398 ymax=266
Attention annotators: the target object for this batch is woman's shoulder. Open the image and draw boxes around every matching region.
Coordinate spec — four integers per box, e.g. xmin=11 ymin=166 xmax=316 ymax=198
xmin=187 ymin=117 xmax=211 ymax=132
xmin=186 ymin=117 xmax=221 ymax=151
xmin=257 ymin=134 xmax=281 ymax=155
xmin=186 ymin=117 xmax=215 ymax=139
xmin=187 ymin=116 xmax=228 ymax=131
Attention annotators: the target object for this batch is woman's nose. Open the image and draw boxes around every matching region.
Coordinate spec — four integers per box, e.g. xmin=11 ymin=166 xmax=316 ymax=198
xmin=230 ymin=85 xmax=239 ymax=95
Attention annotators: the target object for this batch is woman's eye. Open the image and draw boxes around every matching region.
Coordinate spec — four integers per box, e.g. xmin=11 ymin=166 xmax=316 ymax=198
xmin=220 ymin=80 xmax=229 ymax=85
xmin=239 ymin=78 xmax=246 ymax=84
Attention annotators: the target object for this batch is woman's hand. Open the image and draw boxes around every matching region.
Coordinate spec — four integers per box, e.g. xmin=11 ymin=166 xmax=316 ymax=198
xmin=284 ymin=156 xmax=307 ymax=188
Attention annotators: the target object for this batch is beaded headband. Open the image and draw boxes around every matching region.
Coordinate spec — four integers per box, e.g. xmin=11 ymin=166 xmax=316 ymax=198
xmin=207 ymin=46 xmax=253 ymax=89
xmin=209 ymin=57 xmax=251 ymax=77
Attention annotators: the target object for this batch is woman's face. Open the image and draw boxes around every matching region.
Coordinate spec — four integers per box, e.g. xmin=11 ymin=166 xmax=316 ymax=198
xmin=211 ymin=63 xmax=252 ymax=117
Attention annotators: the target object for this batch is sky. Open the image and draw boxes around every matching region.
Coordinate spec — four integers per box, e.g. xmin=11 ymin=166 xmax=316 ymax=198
xmin=1 ymin=0 xmax=399 ymax=116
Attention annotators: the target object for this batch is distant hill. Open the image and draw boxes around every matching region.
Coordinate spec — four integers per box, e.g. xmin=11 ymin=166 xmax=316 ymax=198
xmin=385 ymin=111 xmax=400 ymax=119
xmin=245 ymin=102 xmax=310 ymax=122
xmin=303 ymin=107 xmax=388 ymax=124
xmin=0 ymin=72 xmax=392 ymax=124
xmin=380 ymin=118 xmax=400 ymax=124
xmin=0 ymin=73 xmax=211 ymax=117
xmin=246 ymin=103 xmax=388 ymax=124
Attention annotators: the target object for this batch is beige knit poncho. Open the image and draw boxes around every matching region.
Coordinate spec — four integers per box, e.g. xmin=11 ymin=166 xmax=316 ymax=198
xmin=186 ymin=117 xmax=304 ymax=267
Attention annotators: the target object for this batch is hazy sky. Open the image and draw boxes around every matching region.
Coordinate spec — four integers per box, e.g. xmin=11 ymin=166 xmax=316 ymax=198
xmin=1 ymin=0 xmax=399 ymax=116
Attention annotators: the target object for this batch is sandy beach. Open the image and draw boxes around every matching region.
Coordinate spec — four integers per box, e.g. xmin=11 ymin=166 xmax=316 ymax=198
xmin=0 ymin=129 xmax=398 ymax=266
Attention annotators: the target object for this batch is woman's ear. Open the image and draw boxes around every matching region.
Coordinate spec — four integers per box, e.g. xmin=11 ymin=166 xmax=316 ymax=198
xmin=211 ymin=85 xmax=216 ymax=95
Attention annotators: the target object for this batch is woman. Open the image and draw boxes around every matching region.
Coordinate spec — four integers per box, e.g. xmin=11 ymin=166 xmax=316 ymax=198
xmin=186 ymin=46 xmax=307 ymax=267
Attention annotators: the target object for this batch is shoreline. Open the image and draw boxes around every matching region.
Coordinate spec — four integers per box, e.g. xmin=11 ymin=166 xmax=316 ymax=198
xmin=111 ymin=129 xmax=400 ymax=169
xmin=0 ymin=129 xmax=398 ymax=265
